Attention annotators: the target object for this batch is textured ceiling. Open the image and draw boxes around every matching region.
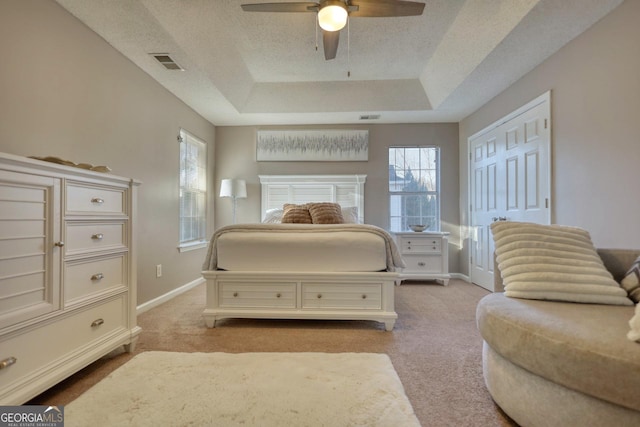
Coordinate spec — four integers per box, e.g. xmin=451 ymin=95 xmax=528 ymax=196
xmin=54 ymin=0 xmax=623 ymax=126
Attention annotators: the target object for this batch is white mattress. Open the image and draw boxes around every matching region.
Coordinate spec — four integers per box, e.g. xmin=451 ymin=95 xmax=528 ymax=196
xmin=215 ymin=229 xmax=387 ymax=272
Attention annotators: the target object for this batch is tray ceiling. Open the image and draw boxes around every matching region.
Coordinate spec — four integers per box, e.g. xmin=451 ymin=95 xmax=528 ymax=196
xmin=54 ymin=0 xmax=623 ymax=125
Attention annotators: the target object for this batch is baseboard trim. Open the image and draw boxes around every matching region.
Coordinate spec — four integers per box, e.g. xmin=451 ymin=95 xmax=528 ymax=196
xmin=137 ymin=277 xmax=205 ymax=315
xmin=451 ymin=273 xmax=470 ymax=282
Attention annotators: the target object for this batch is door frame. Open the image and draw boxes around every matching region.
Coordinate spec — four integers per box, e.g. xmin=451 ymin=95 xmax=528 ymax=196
xmin=467 ymin=90 xmax=552 ymax=289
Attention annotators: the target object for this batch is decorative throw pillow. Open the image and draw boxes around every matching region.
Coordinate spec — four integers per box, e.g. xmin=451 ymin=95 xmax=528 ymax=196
xmin=491 ymin=221 xmax=633 ymax=306
xmin=307 ymin=202 xmax=344 ymax=224
xmin=262 ymin=208 xmax=283 ymax=224
xmin=281 ymin=204 xmax=312 ymax=224
xmin=621 ymin=256 xmax=640 ymax=303
xmin=341 ymin=206 xmax=359 ymax=224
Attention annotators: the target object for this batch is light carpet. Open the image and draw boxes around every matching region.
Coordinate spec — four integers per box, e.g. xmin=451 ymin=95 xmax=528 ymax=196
xmin=66 ymin=351 xmax=420 ymax=427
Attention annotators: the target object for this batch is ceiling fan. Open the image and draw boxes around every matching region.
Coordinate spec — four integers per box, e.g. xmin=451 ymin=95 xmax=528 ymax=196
xmin=241 ymin=1 xmax=425 ymax=60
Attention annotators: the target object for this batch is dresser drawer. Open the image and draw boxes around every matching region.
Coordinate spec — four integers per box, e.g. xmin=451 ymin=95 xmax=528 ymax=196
xmin=302 ymin=283 xmax=381 ymax=309
xmin=65 ymin=254 xmax=127 ymax=303
xmin=219 ymin=282 xmax=296 ymax=308
xmin=403 ymin=255 xmax=443 ymax=273
xmin=400 ymin=237 xmax=442 ymax=254
xmin=66 ymin=182 xmax=126 ymax=216
xmin=0 ymin=295 xmax=127 ymax=390
xmin=65 ymin=221 xmax=127 ymax=256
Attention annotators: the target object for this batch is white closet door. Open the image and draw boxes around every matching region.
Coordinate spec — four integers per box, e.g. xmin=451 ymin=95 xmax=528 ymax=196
xmin=469 ymin=92 xmax=551 ymax=291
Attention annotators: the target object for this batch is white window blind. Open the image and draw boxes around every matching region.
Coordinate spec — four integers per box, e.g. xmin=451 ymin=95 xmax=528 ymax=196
xmin=179 ymin=129 xmax=207 ymax=250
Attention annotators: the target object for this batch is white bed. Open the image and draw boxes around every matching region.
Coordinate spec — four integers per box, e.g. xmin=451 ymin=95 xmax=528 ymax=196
xmin=201 ymin=175 xmax=402 ymax=331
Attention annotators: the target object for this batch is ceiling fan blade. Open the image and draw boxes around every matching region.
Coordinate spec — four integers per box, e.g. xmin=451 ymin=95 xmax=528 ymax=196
xmin=323 ymin=30 xmax=340 ymax=60
xmin=241 ymin=2 xmax=319 ymax=13
xmin=348 ymin=0 xmax=425 ymax=17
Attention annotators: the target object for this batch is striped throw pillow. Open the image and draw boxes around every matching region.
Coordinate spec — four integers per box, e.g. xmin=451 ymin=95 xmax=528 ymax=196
xmin=281 ymin=204 xmax=312 ymax=224
xmin=308 ymin=202 xmax=344 ymax=224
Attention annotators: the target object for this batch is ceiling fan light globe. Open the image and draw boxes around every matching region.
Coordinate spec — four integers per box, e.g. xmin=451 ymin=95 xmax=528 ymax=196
xmin=318 ymin=4 xmax=348 ymax=32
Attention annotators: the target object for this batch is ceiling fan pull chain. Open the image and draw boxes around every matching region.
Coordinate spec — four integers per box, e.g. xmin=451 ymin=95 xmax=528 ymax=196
xmin=315 ymin=14 xmax=318 ymax=51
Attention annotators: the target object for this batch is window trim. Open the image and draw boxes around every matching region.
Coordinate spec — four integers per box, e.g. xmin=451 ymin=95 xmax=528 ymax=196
xmin=177 ymin=129 xmax=208 ymax=252
xmin=388 ymin=145 xmax=441 ymax=232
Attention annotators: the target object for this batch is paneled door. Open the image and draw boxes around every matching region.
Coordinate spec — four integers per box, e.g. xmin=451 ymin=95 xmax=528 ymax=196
xmin=469 ymin=92 xmax=551 ymax=291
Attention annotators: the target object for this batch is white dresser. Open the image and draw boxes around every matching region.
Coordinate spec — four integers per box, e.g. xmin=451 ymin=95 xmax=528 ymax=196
xmin=0 ymin=152 xmax=140 ymax=404
xmin=394 ymin=232 xmax=450 ymax=285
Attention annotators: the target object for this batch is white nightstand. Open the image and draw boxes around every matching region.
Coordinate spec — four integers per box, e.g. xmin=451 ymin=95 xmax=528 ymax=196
xmin=394 ymin=232 xmax=450 ymax=285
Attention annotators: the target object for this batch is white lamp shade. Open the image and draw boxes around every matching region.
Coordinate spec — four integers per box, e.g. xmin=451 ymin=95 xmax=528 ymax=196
xmin=219 ymin=179 xmax=233 ymax=198
xmin=318 ymin=3 xmax=348 ymax=31
xmin=220 ymin=179 xmax=247 ymax=199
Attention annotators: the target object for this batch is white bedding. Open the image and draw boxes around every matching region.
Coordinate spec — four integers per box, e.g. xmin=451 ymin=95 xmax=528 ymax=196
xmin=202 ymin=224 xmax=404 ymax=272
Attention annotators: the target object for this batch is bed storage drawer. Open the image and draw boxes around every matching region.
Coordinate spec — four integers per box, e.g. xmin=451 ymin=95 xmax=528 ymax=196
xmin=219 ymin=282 xmax=297 ymax=308
xmin=302 ymin=283 xmax=382 ymax=309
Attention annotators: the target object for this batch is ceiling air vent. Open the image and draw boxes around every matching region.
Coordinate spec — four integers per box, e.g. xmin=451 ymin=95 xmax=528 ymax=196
xmin=150 ymin=53 xmax=184 ymax=71
xmin=359 ymin=114 xmax=381 ymax=120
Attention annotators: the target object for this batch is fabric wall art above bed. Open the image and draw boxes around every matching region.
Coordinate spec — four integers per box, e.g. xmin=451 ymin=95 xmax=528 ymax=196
xmin=256 ymin=130 xmax=368 ymax=161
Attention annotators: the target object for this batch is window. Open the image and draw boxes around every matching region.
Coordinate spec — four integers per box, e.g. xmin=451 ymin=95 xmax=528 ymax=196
xmin=178 ymin=129 xmax=207 ymax=251
xmin=389 ymin=146 xmax=440 ymax=232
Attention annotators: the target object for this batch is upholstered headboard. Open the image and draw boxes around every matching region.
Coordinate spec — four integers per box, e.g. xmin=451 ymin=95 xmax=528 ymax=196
xmin=259 ymin=175 xmax=366 ymax=223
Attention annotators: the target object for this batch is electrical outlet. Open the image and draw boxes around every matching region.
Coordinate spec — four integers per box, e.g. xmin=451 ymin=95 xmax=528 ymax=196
xmin=156 ymin=264 xmax=162 ymax=278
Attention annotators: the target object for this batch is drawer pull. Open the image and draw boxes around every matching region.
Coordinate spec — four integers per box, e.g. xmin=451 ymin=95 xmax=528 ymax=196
xmin=362 ymin=294 xmax=367 ymax=299
xmin=92 ymin=233 xmax=104 ymax=240
xmin=54 ymin=241 xmax=65 ymax=247
xmin=233 ymin=292 xmax=238 ymax=297
xmin=91 ymin=318 xmax=104 ymax=327
xmin=91 ymin=197 xmax=104 ymax=204
xmin=317 ymin=294 xmax=322 ymax=299
xmin=408 ymin=246 xmax=411 ymax=250
xmin=433 ymin=246 xmax=437 ymax=250
xmin=91 ymin=273 xmax=104 ymax=281
xmin=418 ymin=262 xmax=426 ymax=267
xmin=276 ymin=293 xmax=281 ymax=298
xmin=0 ymin=357 xmax=17 ymax=370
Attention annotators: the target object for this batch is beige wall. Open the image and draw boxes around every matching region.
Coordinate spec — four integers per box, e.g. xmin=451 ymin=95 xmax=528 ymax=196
xmin=215 ymin=123 xmax=461 ymax=272
xmin=459 ymin=0 xmax=640 ymax=276
xmin=6 ymin=0 xmax=631 ymax=291
xmin=0 ymin=0 xmax=216 ymax=304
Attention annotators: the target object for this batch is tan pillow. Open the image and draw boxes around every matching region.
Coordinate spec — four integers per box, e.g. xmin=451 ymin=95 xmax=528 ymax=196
xmin=621 ymin=255 xmax=640 ymax=303
xmin=281 ymin=203 xmax=312 ymax=224
xmin=308 ymin=202 xmax=344 ymax=224
xmin=491 ymin=221 xmax=633 ymax=306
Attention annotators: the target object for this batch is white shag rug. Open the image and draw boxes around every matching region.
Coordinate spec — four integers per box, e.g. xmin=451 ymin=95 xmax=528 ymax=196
xmin=66 ymin=351 xmax=420 ymax=427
